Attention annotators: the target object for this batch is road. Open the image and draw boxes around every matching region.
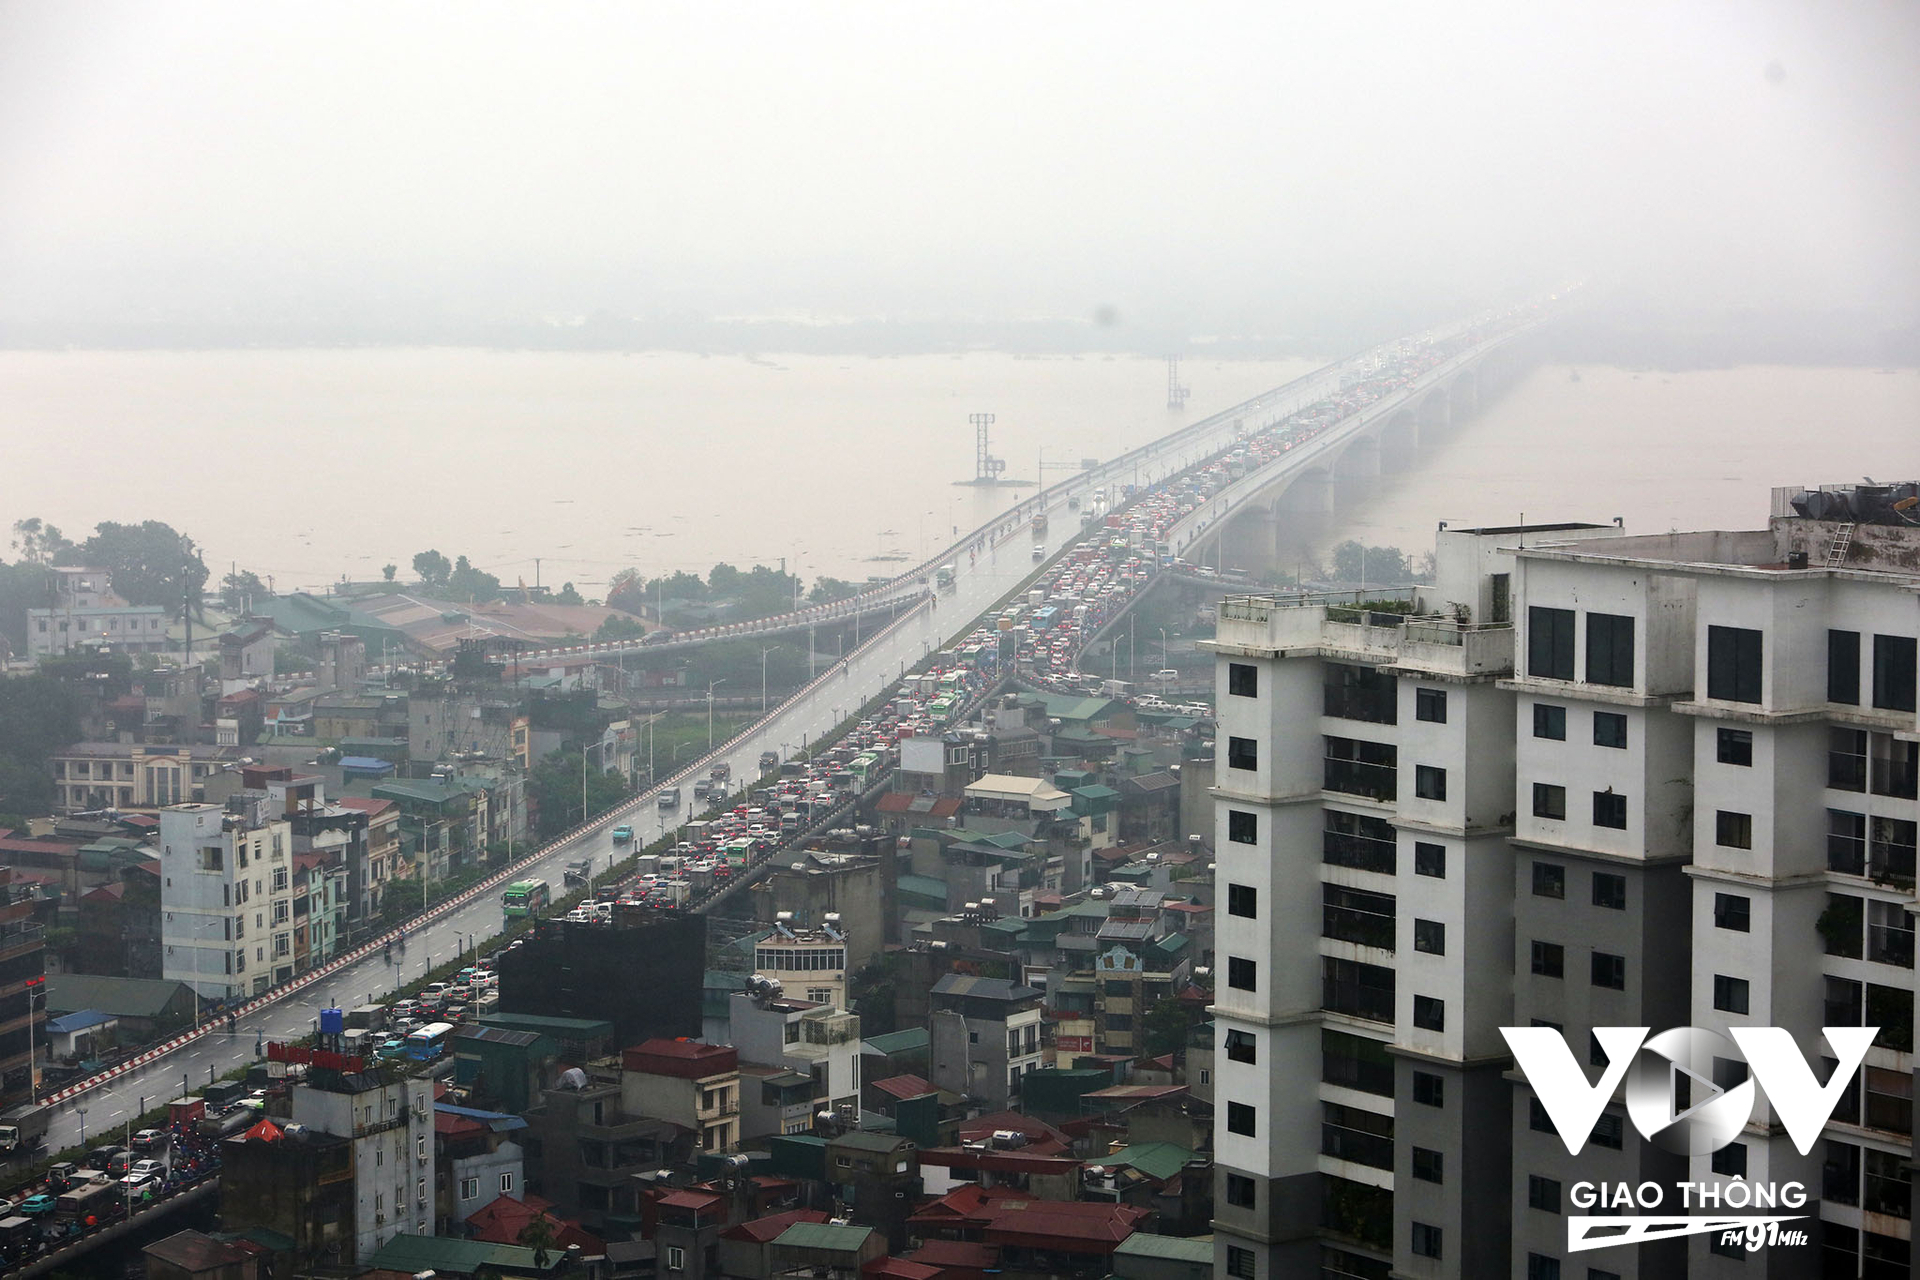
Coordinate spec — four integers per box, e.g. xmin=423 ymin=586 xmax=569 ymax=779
xmin=34 ymin=350 xmax=1370 ymax=1155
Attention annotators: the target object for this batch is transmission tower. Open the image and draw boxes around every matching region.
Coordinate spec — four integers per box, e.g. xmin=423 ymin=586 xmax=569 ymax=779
xmin=971 ymin=412 xmax=1005 ymax=483
xmin=1166 ymin=356 xmax=1190 ymax=410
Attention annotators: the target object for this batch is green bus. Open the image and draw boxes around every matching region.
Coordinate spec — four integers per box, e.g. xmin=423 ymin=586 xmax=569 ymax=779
xmin=502 ymin=879 xmax=551 ymax=920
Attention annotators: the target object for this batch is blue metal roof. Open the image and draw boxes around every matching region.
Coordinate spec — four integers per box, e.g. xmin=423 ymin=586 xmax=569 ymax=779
xmin=46 ymin=1009 xmax=115 ymax=1034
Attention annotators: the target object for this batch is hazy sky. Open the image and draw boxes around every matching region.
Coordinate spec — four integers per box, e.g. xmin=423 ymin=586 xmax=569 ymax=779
xmin=1 ymin=1 xmax=1915 ymax=338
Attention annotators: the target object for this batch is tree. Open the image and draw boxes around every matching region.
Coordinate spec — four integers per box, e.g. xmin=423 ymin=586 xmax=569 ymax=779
xmin=657 ymin=570 xmax=707 ymax=601
xmin=0 ymin=675 xmax=80 ymax=816
xmin=10 ymin=519 xmax=74 ymax=566
xmin=528 ymin=749 xmax=628 ymax=839
xmin=380 ymin=878 xmax=424 ymax=925
xmin=847 ymin=953 xmax=903 ymax=1035
xmin=595 ymin=613 xmax=647 ymax=643
xmin=807 ymin=577 xmax=860 ymax=605
xmin=447 ymin=555 xmax=502 ymax=603
xmin=554 ymin=582 xmax=584 ymax=606
xmin=219 ymin=569 xmax=266 ymax=612
xmin=606 ymin=568 xmax=647 ymax=614
xmin=412 ymin=550 xmax=452 ymax=589
xmin=517 ymin=1214 xmax=559 ymax=1269
xmin=79 ymin=520 xmax=208 ymax=609
xmin=1329 ymin=540 xmax=1411 ymax=585
xmin=0 ymin=560 xmax=53 ymax=657
xmin=382 ymin=564 xmax=398 ymax=582
xmin=1140 ymin=996 xmax=1206 ymax=1058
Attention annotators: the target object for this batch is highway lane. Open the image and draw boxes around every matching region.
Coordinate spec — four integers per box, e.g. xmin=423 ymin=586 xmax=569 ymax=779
xmin=33 ymin=351 xmax=1366 ymax=1154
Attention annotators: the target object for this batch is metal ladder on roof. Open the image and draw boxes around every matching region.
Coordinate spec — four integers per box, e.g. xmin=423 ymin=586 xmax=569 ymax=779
xmin=1825 ymin=522 xmax=1856 ymax=568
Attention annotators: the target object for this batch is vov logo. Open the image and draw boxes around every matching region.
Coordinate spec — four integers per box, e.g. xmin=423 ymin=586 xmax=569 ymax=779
xmin=1502 ymin=1025 xmax=1877 ymax=1253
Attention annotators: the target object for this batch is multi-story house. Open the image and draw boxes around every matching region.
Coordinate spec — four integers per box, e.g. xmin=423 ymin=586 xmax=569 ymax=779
xmin=158 ymin=799 xmax=296 ymax=999
xmin=731 ymin=989 xmax=863 ymax=1125
xmin=27 ymin=567 xmax=170 ymax=658
xmin=51 ymin=742 xmax=241 ymax=814
xmin=754 ymin=915 xmax=853 ymax=1009
xmin=927 ymin=973 xmax=1045 ymax=1112
xmin=621 ymin=1038 xmax=741 ymax=1153
xmin=0 ymin=870 xmax=48 ymax=1110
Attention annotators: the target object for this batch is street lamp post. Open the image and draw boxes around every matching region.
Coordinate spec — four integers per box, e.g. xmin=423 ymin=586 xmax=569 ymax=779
xmin=761 ymin=647 xmax=776 ymax=716
xmin=707 ymin=680 xmax=727 ymax=751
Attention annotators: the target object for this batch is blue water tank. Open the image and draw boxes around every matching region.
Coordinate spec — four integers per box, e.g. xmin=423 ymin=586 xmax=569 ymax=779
xmin=319 ymin=1007 xmax=344 ymax=1037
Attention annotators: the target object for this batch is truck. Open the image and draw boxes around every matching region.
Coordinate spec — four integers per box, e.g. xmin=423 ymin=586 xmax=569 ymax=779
xmin=934 ymin=564 xmax=956 ymax=590
xmin=0 ymin=1105 xmax=48 ymax=1158
xmin=1031 ymin=512 xmax=1048 ymax=537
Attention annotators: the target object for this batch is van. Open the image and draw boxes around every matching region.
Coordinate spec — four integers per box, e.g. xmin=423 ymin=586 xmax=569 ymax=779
xmin=658 ymin=788 xmax=681 ymax=810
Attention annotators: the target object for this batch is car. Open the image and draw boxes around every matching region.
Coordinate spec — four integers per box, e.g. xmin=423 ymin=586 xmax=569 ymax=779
xmin=612 ymin=824 xmax=633 ymax=843
xmin=1152 ymin=668 xmax=1179 ymax=682
xmin=129 ymin=1159 xmax=167 ymax=1181
xmin=120 ymin=1170 xmax=161 ymax=1193
xmin=85 ymin=1145 xmax=126 ymax=1172
xmin=130 ymin=1129 xmax=167 ymax=1154
xmin=17 ymin=1194 xmax=55 ymax=1216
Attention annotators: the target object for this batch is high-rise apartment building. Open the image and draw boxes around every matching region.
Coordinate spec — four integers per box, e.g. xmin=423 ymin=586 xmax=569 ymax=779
xmin=1209 ymin=482 xmax=1920 ymax=1280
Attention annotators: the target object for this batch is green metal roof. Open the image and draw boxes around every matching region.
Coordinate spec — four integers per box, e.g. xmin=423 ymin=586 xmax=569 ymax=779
xmin=1088 ymin=1141 xmax=1196 ymax=1184
xmin=897 ymin=873 xmax=947 ymax=904
xmin=773 ymin=1222 xmax=876 ymax=1252
xmin=861 ymin=1027 xmax=930 ymax=1056
xmin=1114 ymin=1232 xmax=1214 ymax=1263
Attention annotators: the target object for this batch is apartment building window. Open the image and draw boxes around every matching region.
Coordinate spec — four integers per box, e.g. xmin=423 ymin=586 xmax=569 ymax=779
xmin=1226 ymin=1102 xmax=1255 ymax=1136
xmin=1868 ymin=899 xmax=1914 ymax=968
xmin=1707 ymin=625 xmax=1764 ymax=703
xmin=1591 ymin=952 xmax=1626 ymax=990
xmin=1412 ymin=1071 xmax=1444 ymax=1107
xmin=1829 ymin=809 xmax=1868 ymax=875
xmin=460 ymin=1176 xmax=478 ymax=1200
xmin=1592 ymin=711 xmax=1627 ymax=749
xmin=1414 ymin=842 xmax=1446 ymax=878
xmin=1325 ymin=663 xmax=1398 ymax=724
xmin=1529 ymin=1175 xmax=1563 ymax=1213
xmin=1228 ymin=663 xmax=1258 ymax=698
xmin=1527 ymin=1255 xmax=1562 ymax=1280
xmin=1865 ymin=1148 xmax=1910 ymax=1218
xmin=1322 ymin=1101 xmax=1393 ymax=1169
xmin=1824 ymin=1141 xmax=1861 ymax=1207
xmin=1321 ymin=810 xmax=1398 ymax=876
xmin=1415 ymin=687 xmax=1447 ymax=722
xmin=1227 ymin=956 xmax=1256 ymax=991
xmin=1868 ymin=984 xmax=1913 ymax=1052
xmin=1225 ymin=1174 xmax=1256 ymax=1208
xmin=1830 ymin=629 xmax=1862 ymax=704
xmin=1830 ymin=728 xmax=1868 ymax=791
xmin=1822 ymin=894 xmax=1865 ymax=958
xmin=1713 ymin=974 xmax=1750 ymax=1015
xmin=1532 ymin=862 xmax=1565 ymax=898
xmin=1225 ymin=1029 xmax=1257 ymax=1064
xmin=1411 ymin=1146 xmax=1443 ymax=1183
xmin=1586 ymin=613 xmax=1635 ymax=687
xmin=1322 ymin=1029 xmax=1393 ymax=1096
xmin=1227 ymin=883 xmax=1257 ymax=918
xmin=1410 ymin=1222 xmax=1443 ymax=1260
xmin=1227 ymin=736 xmax=1258 ymax=771
xmin=1225 ymin=1247 xmax=1255 ymax=1280
xmin=1227 ymin=809 xmax=1257 ymax=844
xmin=1414 ymin=919 xmax=1445 ymax=955
xmin=1533 ymin=783 xmax=1567 ymax=820
xmin=1531 ymin=941 xmax=1565 ymax=978
xmin=1592 ymin=791 xmax=1627 ymax=829
xmin=1592 ymin=872 xmax=1626 ymax=910
xmin=1322 ymin=957 xmax=1395 ymax=1024
xmin=1712 ymin=1142 xmax=1748 ymax=1178
xmin=1718 ymin=727 xmax=1753 ymax=766
xmin=1874 ymin=634 xmax=1918 ymax=711
xmin=1715 ymin=810 xmax=1753 ymax=849
xmin=1324 ymin=736 xmax=1397 ymax=802
xmin=1591 ymin=1112 xmax=1624 ymax=1149
xmin=666 ymin=1245 xmax=686 ymax=1271
xmin=1533 ymin=703 xmax=1566 ymax=740
xmin=1412 ymin=995 xmax=1445 ymax=1031
xmin=1528 ymin=607 xmax=1576 ymax=680
xmin=1414 ymin=765 xmax=1446 ymax=801
xmin=1323 ymin=883 xmax=1396 ymax=950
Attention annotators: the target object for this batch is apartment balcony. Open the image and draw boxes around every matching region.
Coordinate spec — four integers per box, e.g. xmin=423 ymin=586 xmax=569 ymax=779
xmin=0 ymin=923 xmax=45 ymax=966
xmin=1216 ymin=592 xmax=1514 ymax=677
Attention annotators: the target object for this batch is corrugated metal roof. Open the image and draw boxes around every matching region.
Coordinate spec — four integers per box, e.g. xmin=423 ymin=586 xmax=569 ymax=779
xmin=773 ymin=1222 xmax=876 ymax=1252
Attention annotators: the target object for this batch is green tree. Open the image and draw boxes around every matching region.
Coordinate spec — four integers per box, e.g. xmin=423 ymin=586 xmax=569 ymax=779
xmin=517 ymin=1214 xmax=559 ymax=1269
xmin=412 ymin=550 xmax=452 ymax=589
xmin=447 ymin=555 xmax=502 ymax=602
xmin=657 ymin=570 xmax=707 ymax=601
xmin=1330 ymin=540 xmax=1410 ymax=585
xmin=382 ymin=563 xmax=398 ymax=582
xmin=381 ymin=878 xmax=424 ymax=925
xmin=847 ymin=953 xmax=903 ymax=1035
xmin=529 ymin=749 xmax=628 ymax=839
xmin=79 ymin=521 xmax=208 ymax=609
xmin=553 ymin=582 xmax=584 ymax=606
xmin=0 ymin=560 xmax=53 ymax=657
xmin=1140 ymin=996 xmax=1205 ymax=1058
xmin=807 ymin=576 xmax=860 ymax=605
xmin=219 ymin=568 xmax=266 ymax=612
xmin=0 ymin=675 xmax=80 ymax=816
xmin=606 ymin=567 xmax=647 ymax=614
xmin=10 ymin=518 xmax=74 ymax=566
xmin=595 ymin=613 xmax=647 ymax=643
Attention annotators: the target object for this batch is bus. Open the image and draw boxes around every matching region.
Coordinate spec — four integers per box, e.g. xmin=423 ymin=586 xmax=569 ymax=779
xmin=501 ymin=879 xmax=551 ymax=920
xmin=848 ymin=752 xmax=883 ymax=790
xmin=403 ymin=1022 xmax=456 ymax=1062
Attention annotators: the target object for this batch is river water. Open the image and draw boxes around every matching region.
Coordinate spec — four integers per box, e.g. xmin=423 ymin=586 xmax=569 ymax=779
xmin=0 ymin=351 xmax=1913 ymax=595
xmin=0 ymin=349 xmax=1313 ymax=593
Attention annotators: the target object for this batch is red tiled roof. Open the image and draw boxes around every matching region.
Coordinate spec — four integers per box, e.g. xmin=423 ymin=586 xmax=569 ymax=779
xmin=956 ymin=1111 xmax=1071 ymax=1157
xmin=336 ymin=796 xmax=395 ymax=815
xmin=909 ymin=1185 xmax=1145 ymax=1251
xmin=871 ymin=1074 xmax=934 ymax=1101
xmin=624 ymin=1038 xmax=738 ymax=1078
xmin=468 ymin=1194 xmax=604 ymax=1256
xmin=906 ymin=1239 xmax=999 ymax=1269
xmin=121 ymin=815 xmax=159 ymax=829
xmin=0 ymin=837 xmax=80 ymax=856
xmin=722 ymin=1208 xmax=830 ymax=1243
xmin=657 ymin=1189 xmax=727 ymax=1214
xmin=865 ymin=1259 xmax=942 ymax=1280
